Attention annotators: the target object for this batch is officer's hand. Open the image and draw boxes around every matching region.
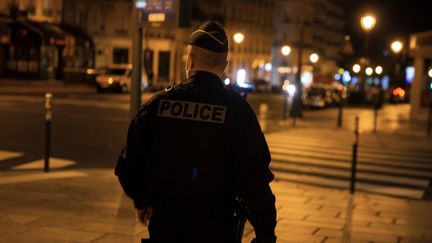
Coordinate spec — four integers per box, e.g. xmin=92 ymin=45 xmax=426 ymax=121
xmin=137 ymin=207 xmax=153 ymax=225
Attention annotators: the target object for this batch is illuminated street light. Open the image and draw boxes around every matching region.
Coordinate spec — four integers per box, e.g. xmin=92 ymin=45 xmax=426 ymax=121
xmin=429 ymin=68 xmax=432 ymax=78
xmin=309 ymin=53 xmax=319 ymax=63
xmin=365 ymin=67 xmax=373 ymax=76
xmin=375 ymin=66 xmax=383 ymax=75
xmin=391 ymin=40 xmax=403 ymax=54
xmin=135 ymin=0 xmax=147 ymax=8
xmin=281 ymin=45 xmax=291 ymax=56
xmin=353 ymin=64 xmax=361 ymax=74
xmin=360 ymin=15 xmax=376 ymax=32
xmin=233 ymin=32 xmax=244 ymax=44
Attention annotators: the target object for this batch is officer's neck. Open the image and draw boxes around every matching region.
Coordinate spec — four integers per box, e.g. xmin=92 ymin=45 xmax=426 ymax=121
xmin=188 ymin=68 xmax=223 ymax=79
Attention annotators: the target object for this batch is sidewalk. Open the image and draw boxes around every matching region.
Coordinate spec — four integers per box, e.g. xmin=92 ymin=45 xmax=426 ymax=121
xmin=0 ymin=79 xmax=95 ymax=95
xmin=1 ymin=159 xmax=432 ymax=242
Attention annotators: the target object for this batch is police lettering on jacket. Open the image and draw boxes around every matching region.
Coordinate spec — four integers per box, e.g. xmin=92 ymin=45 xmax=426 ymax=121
xmin=158 ymin=99 xmax=227 ymax=124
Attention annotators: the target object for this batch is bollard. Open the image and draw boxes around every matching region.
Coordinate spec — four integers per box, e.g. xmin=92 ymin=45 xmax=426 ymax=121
xmin=373 ymin=105 xmax=378 ymax=133
xmin=350 ymin=116 xmax=359 ymax=194
xmin=283 ymin=92 xmax=288 ymax=121
xmin=337 ymin=100 xmax=343 ymax=128
xmin=428 ymin=99 xmax=432 ymax=137
xmin=259 ymin=103 xmax=269 ymax=133
xmin=44 ymin=93 xmax=53 ymax=173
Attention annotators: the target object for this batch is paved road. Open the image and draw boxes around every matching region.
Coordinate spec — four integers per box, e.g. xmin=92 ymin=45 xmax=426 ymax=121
xmin=1 ymin=92 xmax=432 ymax=242
xmin=0 ymin=93 xmax=431 ymax=199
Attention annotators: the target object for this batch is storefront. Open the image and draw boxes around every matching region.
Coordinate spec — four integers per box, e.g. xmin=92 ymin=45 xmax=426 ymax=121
xmin=3 ymin=16 xmax=94 ymax=80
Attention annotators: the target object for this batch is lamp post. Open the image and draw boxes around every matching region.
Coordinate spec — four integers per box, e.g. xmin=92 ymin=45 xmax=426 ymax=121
xmin=130 ymin=0 xmax=146 ymax=120
xmin=359 ymin=14 xmax=376 ymax=98
xmin=390 ymin=40 xmax=404 ymax=88
xmin=281 ymin=45 xmax=291 ymax=121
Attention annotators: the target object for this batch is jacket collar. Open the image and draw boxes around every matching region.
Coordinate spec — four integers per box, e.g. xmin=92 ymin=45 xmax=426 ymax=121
xmin=187 ymin=71 xmax=225 ymax=90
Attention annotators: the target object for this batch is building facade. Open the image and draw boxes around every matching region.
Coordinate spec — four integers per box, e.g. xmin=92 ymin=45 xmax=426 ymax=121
xmin=271 ymin=0 xmax=345 ymax=87
xmin=0 ymin=0 xmax=94 ymax=80
xmin=62 ymin=0 xmax=274 ymax=88
xmin=409 ymin=31 xmax=432 ymax=121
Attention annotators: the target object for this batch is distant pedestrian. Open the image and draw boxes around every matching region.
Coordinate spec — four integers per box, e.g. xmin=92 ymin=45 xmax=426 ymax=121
xmin=115 ymin=20 xmax=276 ymax=243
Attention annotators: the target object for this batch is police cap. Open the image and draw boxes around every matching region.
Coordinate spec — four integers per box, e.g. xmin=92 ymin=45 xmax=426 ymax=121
xmin=187 ymin=21 xmax=228 ymax=53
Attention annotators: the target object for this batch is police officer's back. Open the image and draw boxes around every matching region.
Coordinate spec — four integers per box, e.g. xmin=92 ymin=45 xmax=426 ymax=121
xmin=115 ymin=21 xmax=277 ymax=243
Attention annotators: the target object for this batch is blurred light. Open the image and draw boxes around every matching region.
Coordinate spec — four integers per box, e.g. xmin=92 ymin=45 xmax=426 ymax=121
xmin=406 ymin=66 xmax=415 ymax=83
xmin=375 ymin=66 xmax=383 ymax=75
xmin=429 ymin=82 xmax=432 ymax=90
xmin=282 ymin=80 xmax=290 ymax=92
xmin=365 ymin=67 xmax=373 ymax=76
xmin=383 ymin=50 xmax=389 ymax=56
xmin=86 ymin=69 xmax=96 ymax=75
xmin=351 ymin=77 xmax=358 ymax=85
xmin=360 ymin=15 xmax=376 ymax=32
xmin=393 ymin=87 xmax=406 ymax=97
xmin=281 ymin=45 xmax=291 ymax=56
xmin=335 ymin=74 xmax=341 ymax=80
xmin=108 ymin=77 xmax=113 ymax=85
xmin=309 ymin=53 xmax=319 ymax=63
xmin=224 ymin=78 xmax=230 ymax=85
xmin=342 ymin=71 xmax=351 ymax=83
xmin=382 ymin=75 xmax=390 ymax=90
xmin=338 ymin=68 xmax=344 ymax=75
xmin=287 ymin=84 xmax=296 ymax=96
xmin=233 ymin=33 xmax=244 ymax=44
xmin=264 ymin=63 xmax=272 ymax=71
xmin=237 ymin=69 xmax=247 ymax=87
xmin=391 ymin=40 xmax=403 ymax=54
xmin=135 ymin=0 xmax=147 ymax=9
xmin=428 ymin=68 xmax=432 ymax=78
xmin=301 ymin=71 xmax=313 ymax=87
xmin=344 ymin=35 xmax=351 ymax=41
xmin=353 ymin=64 xmax=361 ymax=73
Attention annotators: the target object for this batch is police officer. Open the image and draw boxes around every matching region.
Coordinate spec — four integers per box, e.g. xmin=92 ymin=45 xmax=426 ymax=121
xmin=115 ymin=21 xmax=277 ymax=243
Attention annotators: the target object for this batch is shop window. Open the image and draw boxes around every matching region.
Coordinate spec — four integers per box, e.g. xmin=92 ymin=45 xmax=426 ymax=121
xmin=113 ymin=48 xmax=129 ymax=64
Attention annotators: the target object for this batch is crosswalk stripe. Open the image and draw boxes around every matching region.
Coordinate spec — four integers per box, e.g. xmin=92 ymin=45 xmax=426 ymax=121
xmin=265 ymin=130 xmax=432 ymax=199
xmin=0 ymin=150 xmax=23 ymax=162
xmin=12 ymin=158 xmax=76 ymax=170
xmin=0 ymin=171 xmax=87 ymax=185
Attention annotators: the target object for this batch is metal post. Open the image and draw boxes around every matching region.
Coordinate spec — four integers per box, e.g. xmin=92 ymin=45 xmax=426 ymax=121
xmin=373 ymin=104 xmax=378 ymax=133
xmin=337 ymin=88 xmax=344 ymax=128
xmin=350 ymin=116 xmax=359 ymax=194
xmin=428 ymin=99 xmax=432 ymax=137
xmin=130 ymin=8 xmax=143 ymax=120
xmin=44 ymin=93 xmax=52 ymax=173
xmin=283 ymin=93 xmax=287 ymax=121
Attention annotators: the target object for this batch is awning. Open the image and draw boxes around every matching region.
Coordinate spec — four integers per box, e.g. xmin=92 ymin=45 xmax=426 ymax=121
xmin=11 ymin=19 xmax=68 ymax=46
xmin=29 ymin=21 xmax=68 ymax=46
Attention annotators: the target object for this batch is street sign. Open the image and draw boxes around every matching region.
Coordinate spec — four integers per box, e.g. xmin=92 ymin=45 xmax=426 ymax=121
xmin=141 ymin=0 xmax=176 ymax=25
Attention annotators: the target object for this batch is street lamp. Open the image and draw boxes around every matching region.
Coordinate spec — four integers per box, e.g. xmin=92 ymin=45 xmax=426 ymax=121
xmin=353 ymin=64 xmax=361 ymax=74
xmin=365 ymin=67 xmax=373 ymax=76
xmin=281 ymin=45 xmax=291 ymax=56
xmin=428 ymin=68 xmax=432 ymax=78
xmin=391 ymin=40 xmax=403 ymax=54
xmin=360 ymin=15 xmax=376 ymax=32
xmin=233 ymin=32 xmax=244 ymax=44
xmin=375 ymin=66 xmax=383 ymax=75
xmin=309 ymin=53 xmax=319 ymax=63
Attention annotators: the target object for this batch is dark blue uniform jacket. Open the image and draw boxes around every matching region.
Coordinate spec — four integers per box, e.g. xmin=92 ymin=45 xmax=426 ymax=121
xmin=115 ymin=71 xmax=276 ymax=242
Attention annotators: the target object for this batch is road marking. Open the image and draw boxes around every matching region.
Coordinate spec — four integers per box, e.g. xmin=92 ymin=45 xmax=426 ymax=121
xmin=12 ymin=158 xmax=76 ymax=170
xmin=0 ymin=150 xmax=24 ymax=162
xmin=0 ymin=171 xmax=87 ymax=185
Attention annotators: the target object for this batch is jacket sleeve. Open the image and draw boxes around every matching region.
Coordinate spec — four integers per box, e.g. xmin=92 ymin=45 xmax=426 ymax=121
xmin=232 ymin=99 xmax=277 ymax=243
xmin=115 ymin=101 xmax=155 ymax=209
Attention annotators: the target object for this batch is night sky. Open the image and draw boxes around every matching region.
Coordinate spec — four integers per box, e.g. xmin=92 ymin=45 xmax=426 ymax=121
xmin=342 ymin=0 xmax=432 ymax=63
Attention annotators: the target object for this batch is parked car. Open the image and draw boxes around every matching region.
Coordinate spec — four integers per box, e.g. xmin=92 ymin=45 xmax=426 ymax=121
xmin=304 ymin=83 xmax=343 ymax=108
xmin=95 ymin=67 xmax=147 ymax=93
